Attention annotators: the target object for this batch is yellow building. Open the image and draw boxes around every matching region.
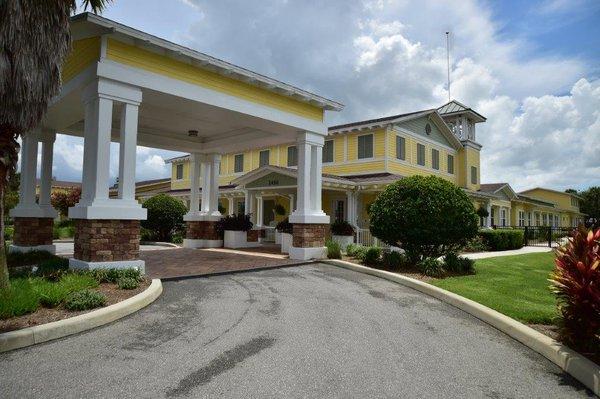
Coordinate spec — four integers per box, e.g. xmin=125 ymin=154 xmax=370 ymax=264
xmin=143 ymin=100 xmax=584 ymax=243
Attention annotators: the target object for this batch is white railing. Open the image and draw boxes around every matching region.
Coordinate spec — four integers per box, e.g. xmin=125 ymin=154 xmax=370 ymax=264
xmin=356 ymin=228 xmax=389 ymax=249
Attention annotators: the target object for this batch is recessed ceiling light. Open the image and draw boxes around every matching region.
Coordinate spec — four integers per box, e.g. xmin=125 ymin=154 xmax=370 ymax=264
xmin=188 ymin=130 xmax=198 ymax=137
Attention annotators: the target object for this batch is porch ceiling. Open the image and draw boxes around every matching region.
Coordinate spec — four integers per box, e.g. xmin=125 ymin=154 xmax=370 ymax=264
xmin=44 ymin=86 xmax=305 ymax=154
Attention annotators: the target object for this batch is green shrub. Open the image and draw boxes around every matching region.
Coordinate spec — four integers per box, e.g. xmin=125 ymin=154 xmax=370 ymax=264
xmin=86 ymin=268 xmax=142 ymax=284
xmin=171 ymin=234 xmax=183 ymax=244
xmin=443 ymin=252 xmax=475 ymax=274
xmin=34 ymin=257 xmax=70 ymax=280
xmin=275 ymin=217 xmax=293 ymax=234
xmin=325 ymin=239 xmax=341 ymax=259
xmin=346 ymin=243 xmax=364 ymax=257
xmin=0 ymin=279 xmax=39 ymax=319
xmin=382 ymin=251 xmax=407 ymax=269
xmin=330 ymin=220 xmax=354 ymax=236
xmin=478 ymin=229 xmax=524 ymax=251
xmin=369 ymin=175 xmax=479 ymax=262
xmin=4 ymin=225 xmax=14 ymax=241
xmin=361 ymin=246 xmax=382 ymax=266
xmin=417 ymin=258 xmax=445 ymax=277
xmin=7 ymin=250 xmax=58 ymax=268
xmin=56 ymin=219 xmax=74 ymax=228
xmin=64 ymin=290 xmax=106 ymax=311
xmin=217 ymin=214 xmax=253 ymax=232
xmin=35 ymin=274 xmax=98 ymax=308
xmin=462 ymin=235 xmax=489 ymax=252
xmin=117 ymin=277 xmax=140 ymax=290
xmin=140 ymin=227 xmax=154 ymax=242
xmin=141 ymin=194 xmax=187 ymax=242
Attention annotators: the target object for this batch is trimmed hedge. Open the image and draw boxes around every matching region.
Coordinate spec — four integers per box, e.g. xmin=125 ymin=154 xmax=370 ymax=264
xmin=478 ymin=229 xmax=524 ymax=251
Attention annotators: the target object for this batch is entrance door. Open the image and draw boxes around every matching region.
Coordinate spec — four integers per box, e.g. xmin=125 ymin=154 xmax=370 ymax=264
xmin=263 ymin=199 xmax=276 ymax=226
xmin=332 ymin=199 xmax=346 ymax=222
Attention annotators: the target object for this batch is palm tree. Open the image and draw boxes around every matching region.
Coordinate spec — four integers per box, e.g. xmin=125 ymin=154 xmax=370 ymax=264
xmin=0 ymin=0 xmax=111 ymax=291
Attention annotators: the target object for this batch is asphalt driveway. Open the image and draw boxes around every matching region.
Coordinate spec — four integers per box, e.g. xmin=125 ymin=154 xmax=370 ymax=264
xmin=0 ymin=263 xmax=592 ymax=398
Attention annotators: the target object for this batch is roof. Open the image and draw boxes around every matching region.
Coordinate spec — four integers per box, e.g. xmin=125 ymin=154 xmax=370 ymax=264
xmin=36 ymin=179 xmax=81 ymax=188
xmin=109 ymin=177 xmax=170 ymax=191
xmin=518 ymin=187 xmax=583 ymax=200
xmin=343 ymin=173 xmax=404 ymax=185
xmin=437 ymin=100 xmax=486 ymax=122
xmin=328 ymin=110 xmax=430 ymax=132
xmin=72 ymin=13 xmax=343 ymax=112
xmin=479 ymin=183 xmax=510 ymax=193
xmin=515 ymin=194 xmax=556 ymax=208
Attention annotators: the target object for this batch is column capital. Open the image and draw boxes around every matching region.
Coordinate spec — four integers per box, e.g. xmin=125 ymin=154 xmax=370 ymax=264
xmin=38 ymin=129 xmax=56 ymax=143
xmin=296 ymin=131 xmax=325 ymax=147
xmin=82 ymin=78 xmax=142 ymax=106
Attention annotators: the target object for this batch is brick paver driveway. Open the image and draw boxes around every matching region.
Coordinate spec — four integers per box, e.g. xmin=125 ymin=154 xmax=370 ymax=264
xmin=141 ymin=247 xmax=303 ymax=279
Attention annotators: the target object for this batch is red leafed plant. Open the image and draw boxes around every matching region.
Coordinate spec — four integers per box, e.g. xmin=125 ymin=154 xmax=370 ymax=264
xmin=550 ymin=226 xmax=600 ymax=358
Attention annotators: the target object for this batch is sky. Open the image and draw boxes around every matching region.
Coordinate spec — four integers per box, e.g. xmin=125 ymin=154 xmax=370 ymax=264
xmin=51 ymin=0 xmax=600 ymax=191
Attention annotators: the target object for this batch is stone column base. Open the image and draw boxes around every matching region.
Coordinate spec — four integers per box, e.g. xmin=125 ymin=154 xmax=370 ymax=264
xmin=289 ymin=223 xmax=329 ymax=260
xmin=183 ymin=220 xmax=223 ymax=249
xmin=71 ymin=219 xmax=144 ymax=273
xmin=10 ymin=217 xmax=55 ymax=254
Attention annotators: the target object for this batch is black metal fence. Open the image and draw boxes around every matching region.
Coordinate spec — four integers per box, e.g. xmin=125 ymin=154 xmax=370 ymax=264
xmin=494 ymin=226 xmax=575 ymax=247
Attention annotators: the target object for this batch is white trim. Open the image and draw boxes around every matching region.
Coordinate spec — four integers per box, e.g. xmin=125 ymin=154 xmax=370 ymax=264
xmin=96 ymin=60 xmax=329 ymax=136
xmin=9 ymin=244 xmax=56 ymax=255
xmin=356 ymin=132 xmax=375 ymax=161
xmin=69 ymin=258 xmax=145 ymax=274
xmin=289 ymin=246 xmax=327 ymax=260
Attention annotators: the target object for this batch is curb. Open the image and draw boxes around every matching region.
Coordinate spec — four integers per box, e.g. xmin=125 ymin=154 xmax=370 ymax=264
xmin=323 ymin=259 xmax=600 ymax=396
xmin=0 ymin=279 xmax=163 ymax=353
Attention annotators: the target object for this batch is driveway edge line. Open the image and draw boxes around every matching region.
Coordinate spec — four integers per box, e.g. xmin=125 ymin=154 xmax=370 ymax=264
xmin=0 ymin=279 xmax=163 ymax=353
xmin=323 ymin=259 xmax=600 ymax=396
xmin=159 ymin=261 xmax=315 ymax=282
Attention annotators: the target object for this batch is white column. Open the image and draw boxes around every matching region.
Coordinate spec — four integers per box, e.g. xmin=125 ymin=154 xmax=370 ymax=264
xmin=295 ymin=137 xmax=311 ymax=216
xmin=288 ymin=194 xmax=295 ymax=213
xmin=310 ymin=144 xmax=323 ymax=212
xmin=10 ymin=129 xmax=46 ymax=218
xmin=184 ymin=153 xmax=201 ymax=220
xmin=243 ymin=190 xmax=250 ymax=215
xmin=200 ymin=155 xmax=211 ymax=214
xmin=486 ymin=201 xmax=492 ymax=227
xmin=38 ymin=130 xmax=58 ymax=218
xmin=117 ymin=103 xmax=139 ymax=202
xmin=228 ymin=197 xmax=234 ymax=216
xmin=346 ymin=191 xmax=357 ymax=227
xmin=256 ymin=196 xmax=263 ymax=227
xmin=208 ymin=153 xmax=221 ymax=217
xmin=82 ymin=95 xmax=112 ymax=205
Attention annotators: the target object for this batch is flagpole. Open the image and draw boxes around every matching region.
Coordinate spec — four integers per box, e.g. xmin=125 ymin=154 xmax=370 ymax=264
xmin=446 ymin=31 xmax=450 ymax=101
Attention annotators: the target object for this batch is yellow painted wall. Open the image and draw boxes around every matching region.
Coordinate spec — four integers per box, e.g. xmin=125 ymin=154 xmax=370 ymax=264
xmin=519 ymin=188 xmax=580 ymax=212
xmin=61 ymin=37 xmax=100 ymax=82
xmin=323 ymin=160 xmax=385 ymax=176
xmin=106 ymin=39 xmax=323 ymax=121
xmin=460 ymin=147 xmax=480 ymax=191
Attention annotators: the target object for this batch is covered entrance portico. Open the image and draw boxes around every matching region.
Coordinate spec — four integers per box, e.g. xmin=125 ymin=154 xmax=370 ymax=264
xmin=11 ymin=13 xmax=342 ymax=271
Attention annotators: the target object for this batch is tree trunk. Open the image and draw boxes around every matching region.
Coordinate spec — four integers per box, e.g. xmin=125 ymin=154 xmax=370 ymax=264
xmin=0 ymin=182 xmax=10 ymax=292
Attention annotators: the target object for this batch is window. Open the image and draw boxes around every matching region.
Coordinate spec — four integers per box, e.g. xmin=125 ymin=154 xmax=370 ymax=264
xmin=490 ymin=209 xmax=495 ymax=226
xmin=417 ymin=143 xmax=425 ymax=166
xmin=542 ymin=213 xmax=548 ymax=226
xmin=518 ymin=211 xmax=525 ymax=227
xmin=287 ymin=146 xmax=297 ymax=167
xmin=447 ymin=154 xmax=454 ymax=174
xmin=570 ymin=197 xmax=579 ymax=207
xmin=535 ymin=213 xmax=540 ymax=226
xmin=334 ymin=200 xmax=345 ymax=222
xmin=234 ymin=154 xmax=244 ymax=173
xmin=470 ymin=166 xmax=477 ymax=184
xmin=323 ymin=140 xmax=334 ymax=163
xmin=554 ymin=214 xmax=559 ymax=227
xmin=357 ymin=134 xmax=373 ymax=159
xmin=236 ymin=201 xmax=245 ymax=215
xmin=431 ymin=149 xmax=439 ymax=170
xmin=176 ymin=164 xmax=183 ymax=180
xmin=528 ymin=212 xmax=532 ymax=226
xmin=500 ymin=208 xmax=507 ymax=227
xmin=396 ymin=136 xmax=406 ymax=160
xmin=259 ymin=150 xmax=270 ymax=167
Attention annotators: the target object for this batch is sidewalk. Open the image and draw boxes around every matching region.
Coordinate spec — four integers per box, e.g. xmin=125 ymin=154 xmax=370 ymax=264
xmin=462 ymin=246 xmax=553 ymax=260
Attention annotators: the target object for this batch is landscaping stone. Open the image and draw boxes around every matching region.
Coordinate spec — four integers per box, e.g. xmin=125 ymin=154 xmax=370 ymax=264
xmin=74 ymin=219 xmax=140 ymax=262
xmin=13 ymin=217 xmax=53 ymax=246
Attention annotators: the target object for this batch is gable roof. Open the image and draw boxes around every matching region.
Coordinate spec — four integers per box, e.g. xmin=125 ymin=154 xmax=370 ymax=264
xmin=71 ymin=13 xmax=343 ymax=112
xmin=518 ymin=187 xmax=583 ymax=200
xmin=437 ymin=100 xmax=486 ymax=122
xmin=479 ymin=182 xmax=517 ymax=200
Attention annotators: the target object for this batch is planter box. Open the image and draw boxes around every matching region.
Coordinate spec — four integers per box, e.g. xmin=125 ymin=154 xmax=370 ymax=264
xmin=224 ymin=230 xmax=249 ymax=249
xmin=275 ymin=231 xmax=281 ymax=245
xmin=280 ymin=233 xmax=293 ymax=254
xmin=332 ymin=235 xmax=354 ymax=249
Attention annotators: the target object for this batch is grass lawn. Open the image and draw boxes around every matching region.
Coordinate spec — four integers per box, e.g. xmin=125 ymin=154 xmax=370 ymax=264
xmin=430 ymin=252 xmax=558 ymax=325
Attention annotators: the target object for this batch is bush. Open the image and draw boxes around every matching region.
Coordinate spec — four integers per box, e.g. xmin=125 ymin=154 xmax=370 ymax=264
xmin=346 ymin=243 xmax=365 ymax=258
xmin=171 ymin=233 xmax=183 ymax=244
xmin=417 ymin=258 xmax=445 ymax=277
xmin=275 ymin=217 xmax=293 ymax=234
xmin=478 ymin=229 xmax=524 ymax=251
xmin=369 ymin=176 xmax=478 ymax=262
xmin=462 ymin=235 xmax=489 ymax=252
xmin=274 ymin=204 xmax=286 ymax=216
xmin=361 ymin=246 xmax=382 ymax=266
xmin=56 ymin=219 xmax=74 ymax=228
xmin=217 ymin=214 xmax=253 ymax=232
xmin=117 ymin=277 xmax=140 ymax=290
xmin=7 ymin=250 xmax=58 ymax=268
xmin=141 ymin=194 xmax=187 ymax=242
xmin=34 ymin=257 xmax=70 ymax=280
xmin=53 ymin=225 xmax=75 ymax=239
xmin=382 ymin=251 xmax=407 ymax=269
xmin=85 ymin=268 xmax=142 ymax=284
xmin=550 ymin=227 xmax=600 ymax=357
xmin=64 ymin=290 xmax=106 ymax=311
xmin=35 ymin=274 xmax=98 ymax=308
xmin=4 ymin=225 xmax=14 ymax=241
xmin=0 ymin=279 xmax=39 ymax=319
xmin=443 ymin=252 xmax=475 ymax=274
xmin=330 ymin=220 xmax=354 ymax=236
xmin=325 ymin=239 xmax=341 ymax=259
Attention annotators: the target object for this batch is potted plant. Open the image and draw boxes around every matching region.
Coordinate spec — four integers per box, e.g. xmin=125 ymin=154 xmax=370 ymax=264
xmin=217 ymin=214 xmax=254 ymax=248
xmin=276 ymin=218 xmax=293 ymax=253
xmin=273 ymin=204 xmax=287 ymax=244
xmin=331 ymin=220 xmax=355 ymax=248
xmin=476 ymin=207 xmax=490 ymax=228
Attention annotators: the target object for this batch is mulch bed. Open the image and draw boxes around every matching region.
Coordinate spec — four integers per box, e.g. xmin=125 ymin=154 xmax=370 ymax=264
xmin=0 ymin=279 xmax=151 ymax=334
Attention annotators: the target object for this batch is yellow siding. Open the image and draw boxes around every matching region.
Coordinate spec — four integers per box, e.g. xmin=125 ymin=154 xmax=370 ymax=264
xmin=324 ymin=160 xmax=385 ymax=176
xmin=520 ymin=188 xmax=580 ymax=212
xmin=333 ymin=136 xmax=345 ymax=163
xmin=106 ymin=39 xmax=323 ymax=121
xmin=463 ymin=147 xmax=480 ymax=191
xmin=61 ymin=37 xmax=100 ymax=82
